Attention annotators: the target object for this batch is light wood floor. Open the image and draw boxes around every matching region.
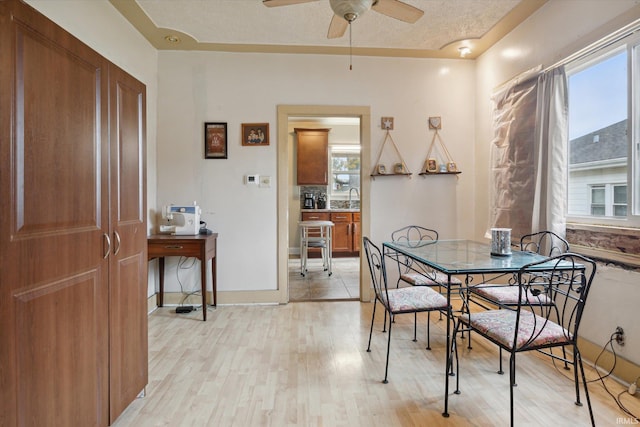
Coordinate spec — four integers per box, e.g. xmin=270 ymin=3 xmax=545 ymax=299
xmin=112 ymin=301 xmax=639 ymax=426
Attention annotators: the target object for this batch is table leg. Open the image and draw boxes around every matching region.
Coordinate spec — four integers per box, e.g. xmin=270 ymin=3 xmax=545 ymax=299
xmin=443 ymin=276 xmax=451 ymax=417
xmin=211 ymin=257 xmax=217 ymax=307
xmin=158 ymin=257 xmax=165 ymax=307
xmin=201 ymin=256 xmax=207 ymax=321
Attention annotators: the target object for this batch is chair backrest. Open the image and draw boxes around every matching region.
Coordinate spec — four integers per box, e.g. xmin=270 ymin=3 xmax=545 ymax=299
xmin=391 ymin=225 xmax=438 ymax=247
xmin=363 ymin=237 xmax=390 ymax=306
xmin=514 ymin=253 xmax=596 ymax=350
xmin=520 ymin=231 xmax=569 ymax=256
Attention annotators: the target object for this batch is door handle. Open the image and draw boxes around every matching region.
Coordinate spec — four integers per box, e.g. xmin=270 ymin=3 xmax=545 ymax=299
xmin=103 ymin=233 xmax=111 ymax=259
xmin=113 ymin=230 xmax=121 ymax=256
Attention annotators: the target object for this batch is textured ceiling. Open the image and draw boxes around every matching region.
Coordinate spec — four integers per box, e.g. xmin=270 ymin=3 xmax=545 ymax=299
xmin=110 ymin=0 xmax=547 ymax=59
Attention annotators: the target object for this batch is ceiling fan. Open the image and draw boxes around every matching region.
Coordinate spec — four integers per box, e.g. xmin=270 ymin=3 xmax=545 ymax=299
xmin=263 ymin=0 xmax=424 ymax=39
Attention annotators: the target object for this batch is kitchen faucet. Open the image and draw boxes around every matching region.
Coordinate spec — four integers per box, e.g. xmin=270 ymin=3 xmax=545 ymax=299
xmin=348 ymin=187 xmax=360 ymax=209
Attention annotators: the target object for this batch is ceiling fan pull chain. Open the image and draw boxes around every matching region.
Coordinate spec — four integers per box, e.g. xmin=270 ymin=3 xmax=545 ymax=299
xmin=349 ymin=23 xmax=353 ymax=70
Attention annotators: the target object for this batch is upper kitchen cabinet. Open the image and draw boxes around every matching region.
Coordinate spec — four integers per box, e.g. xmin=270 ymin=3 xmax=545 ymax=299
xmin=295 ymin=128 xmax=330 ymax=185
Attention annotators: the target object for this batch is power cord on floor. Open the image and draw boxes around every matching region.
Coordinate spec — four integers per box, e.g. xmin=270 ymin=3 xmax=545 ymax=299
xmin=546 ymin=331 xmax=639 ymax=421
xmin=588 ymin=332 xmax=639 ymax=421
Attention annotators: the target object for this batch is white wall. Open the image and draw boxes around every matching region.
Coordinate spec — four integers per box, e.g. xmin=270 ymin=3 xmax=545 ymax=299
xmin=475 ymin=0 xmax=640 ymax=364
xmin=25 ymin=0 xmax=159 ymax=298
xmin=156 ymin=51 xmax=476 ymax=294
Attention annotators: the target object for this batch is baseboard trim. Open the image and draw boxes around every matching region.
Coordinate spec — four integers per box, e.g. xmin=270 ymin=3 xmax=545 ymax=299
xmin=578 ymin=336 xmax=639 ymax=386
xmin=146 ymin=289 xmax=285 ymax=310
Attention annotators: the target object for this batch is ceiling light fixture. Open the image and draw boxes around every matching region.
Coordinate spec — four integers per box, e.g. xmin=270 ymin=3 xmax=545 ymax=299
xmin=164 ymin=35 xmax=180 ymax=44
xmin=458 ymin=46 xmax=471 ymax=58
xmin=329 ymin=0 xmax=372 ymax=23
xmin=329 ymin=0 xmax=373 ymax=70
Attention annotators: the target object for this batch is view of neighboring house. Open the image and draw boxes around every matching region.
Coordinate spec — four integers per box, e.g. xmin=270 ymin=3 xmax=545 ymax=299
xmin=568 ymin=120 xmax=628 ymax=217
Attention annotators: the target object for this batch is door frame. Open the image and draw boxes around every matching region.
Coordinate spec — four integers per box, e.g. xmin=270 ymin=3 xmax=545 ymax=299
xmin=276 ymin=105 xmax=371 ymax=303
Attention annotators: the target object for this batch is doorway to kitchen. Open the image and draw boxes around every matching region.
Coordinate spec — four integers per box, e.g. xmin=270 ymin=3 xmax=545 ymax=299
xmin=275 ymin=105 xmax=371 ymax=303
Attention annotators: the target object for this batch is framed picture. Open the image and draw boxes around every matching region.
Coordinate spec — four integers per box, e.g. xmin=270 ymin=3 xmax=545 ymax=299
xmin=376 ymin=164 xmax=386 ymax=175
xmin=204 ymin=122 xmax=228 ymax=159
xmin=241 ymin=123 xmax=269 ymax=146
xmin=425 ymin=158 xmax=437 ymax=173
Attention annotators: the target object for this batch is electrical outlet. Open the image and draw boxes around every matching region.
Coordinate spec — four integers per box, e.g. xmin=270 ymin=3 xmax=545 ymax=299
xmin=615 ymin=326 xmax=625 ymax=346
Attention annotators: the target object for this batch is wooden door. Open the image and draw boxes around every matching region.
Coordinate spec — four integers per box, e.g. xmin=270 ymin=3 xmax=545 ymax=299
xmin=295 ymin=128 xmax=329 ymax=185
xmin=0 ymin=1 xmax=110 ymax=425
xmin=108 ymin=64 xmax=148 ymax=423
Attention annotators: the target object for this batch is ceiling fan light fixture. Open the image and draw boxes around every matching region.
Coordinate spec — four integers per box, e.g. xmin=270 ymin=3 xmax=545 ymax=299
xmin=330 ymin=0 xmax=373 ymax=22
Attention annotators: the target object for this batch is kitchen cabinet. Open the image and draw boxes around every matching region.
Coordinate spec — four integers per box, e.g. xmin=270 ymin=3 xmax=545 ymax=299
xmin=295 ymin=128 xmax=330 ymax=185
xmin=330 ymin=212 xmax=360 ymax=256
xmin=353 ymin=212 xmax=361 ymax=253
xmin=0 ymin=1 xmax=147 ymax=425
xmin=300 ymin=211 xmax=360 ymax=257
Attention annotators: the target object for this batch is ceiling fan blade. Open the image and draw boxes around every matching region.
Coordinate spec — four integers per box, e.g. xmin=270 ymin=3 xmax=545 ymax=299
xmin=372 ymin=0 xmax=424 ymax=23
xmin=327 ymin=15 xmax=348 ymax=39
xmin=262 ymin=0 xmax=318 ymax=7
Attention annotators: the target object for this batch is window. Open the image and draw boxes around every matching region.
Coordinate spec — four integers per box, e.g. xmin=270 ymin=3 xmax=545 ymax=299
xmin=590 ymin=185 xmax=605 ymax=216
xmin=329 ymin=145 xmax=360 ymax=199
xmin=566 ymin=36 xmax=639 ymax=226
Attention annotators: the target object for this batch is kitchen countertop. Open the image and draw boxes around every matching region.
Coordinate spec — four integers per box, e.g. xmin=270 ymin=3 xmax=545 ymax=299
xmin=301 ymin=208 xmax=360 ymax=213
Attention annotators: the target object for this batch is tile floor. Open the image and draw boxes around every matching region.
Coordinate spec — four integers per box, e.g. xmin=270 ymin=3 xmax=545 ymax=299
xmin=288 ymin=256 xmax=359 ymax=301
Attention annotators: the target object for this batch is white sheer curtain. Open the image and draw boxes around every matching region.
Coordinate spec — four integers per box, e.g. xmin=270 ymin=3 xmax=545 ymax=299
xmin=533 ymin=66 xmax=568 ymax=237
xmin=488 ymin=66 xmax=568 ymax=240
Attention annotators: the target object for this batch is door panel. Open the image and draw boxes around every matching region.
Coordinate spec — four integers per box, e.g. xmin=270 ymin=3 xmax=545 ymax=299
xmin=15 ymin=272 xmax=106 ymax=427
xmin=0 ymin=1 xmax=110 ymax=425
xmin=108 ymin=64 xmax=148 ymax=423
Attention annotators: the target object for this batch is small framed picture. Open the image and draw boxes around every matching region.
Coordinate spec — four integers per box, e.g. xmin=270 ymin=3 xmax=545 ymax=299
xmin=241 ymin=123 xmax=269 ymax=146
xmin=204 ymin=122 xmax=227 ymax=159
xmin=447 ymin=161 xmax=458 ymax=172
xmin=376 ymin=164 xmax=386 ymax=175
xmin=428 ymin=116 xmax=442 ymax=130
xmin=381 ymin=117 xmax=394 ymax=130
xmin=394 ymin=163 xmax=406 ymax=174
xmin=425 ymin=158 xmax=437 ymax=173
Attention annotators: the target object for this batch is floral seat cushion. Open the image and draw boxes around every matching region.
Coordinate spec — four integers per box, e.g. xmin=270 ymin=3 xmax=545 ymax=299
xmin=384 ymin=286 xmax=448 ymax=313
xmin=471 ymin=284 xmax=552 ymax=305
xmin=459 ymin=310 xmax=571 ymax=350
xmin=401 ymin=271 xmax=462 ymax=286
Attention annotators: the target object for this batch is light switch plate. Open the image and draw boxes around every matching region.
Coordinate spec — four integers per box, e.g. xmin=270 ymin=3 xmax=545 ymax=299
xmin=259 ymin=175 xmax=271 ymax=188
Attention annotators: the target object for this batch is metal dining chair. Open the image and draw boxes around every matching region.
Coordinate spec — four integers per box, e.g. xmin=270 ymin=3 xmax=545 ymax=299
xmin=390 ymin=225 xmax=462 ymax=349
xmin=468 ymin=231 xmax=571 ymax=374
xmin=450 ymin=253 xmax=597 ymax=427
xmin=363 ymin=237 xmax=451 ymax=384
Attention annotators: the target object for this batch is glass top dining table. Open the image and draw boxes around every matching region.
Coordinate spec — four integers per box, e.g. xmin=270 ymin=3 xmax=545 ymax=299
xmin=381 ymin=239 xmax=575 ymax=418
xmin=382 ymin=239 xmax=555 ymax=277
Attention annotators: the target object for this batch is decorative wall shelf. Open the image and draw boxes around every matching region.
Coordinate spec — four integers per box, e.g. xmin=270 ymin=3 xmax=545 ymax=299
xmin=371 ymin=172 xmax=413 ymax=178
xmin=371 ymin=121 xmax=412 ymax=180
xmin=418 ymin=171 xmax=462 ymax=176
xmin=420 ymin=118 xmax=461 ymax=176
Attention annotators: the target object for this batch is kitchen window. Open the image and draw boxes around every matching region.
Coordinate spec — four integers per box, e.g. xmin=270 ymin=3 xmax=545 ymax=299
xmin=329 ymin=145 xmax=360 ymax=199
